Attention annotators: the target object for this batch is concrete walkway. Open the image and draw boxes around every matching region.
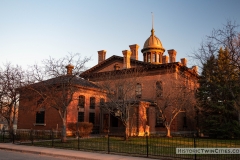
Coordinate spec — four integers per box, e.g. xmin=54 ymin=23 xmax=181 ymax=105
xmin=0 ymin=143 xmax=162 ymax=160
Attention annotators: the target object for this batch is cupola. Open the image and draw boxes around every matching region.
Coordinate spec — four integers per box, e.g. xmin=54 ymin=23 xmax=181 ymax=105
xmin=141 ymin=17 xmax=165 ymax=64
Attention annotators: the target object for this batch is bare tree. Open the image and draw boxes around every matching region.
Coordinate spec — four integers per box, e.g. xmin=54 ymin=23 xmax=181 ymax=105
xmin=154 ymin=67 xmax=198 ymax=137
xmin=94 ymin=68 xmax=145 ymax=139
xmin=191 ymin=21 xmax=240 ymax=70
xmin=0 ymin=63 xmax=26 ymax=132
xmin=27 ymin=53 xmax=90 ymax=142
xmin=190 ymin=20 xmax=240 ymax=111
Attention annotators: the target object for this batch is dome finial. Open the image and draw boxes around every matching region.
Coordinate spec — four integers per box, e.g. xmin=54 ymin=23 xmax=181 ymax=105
xmin=151 ymin=12 xmax=154 ymax=36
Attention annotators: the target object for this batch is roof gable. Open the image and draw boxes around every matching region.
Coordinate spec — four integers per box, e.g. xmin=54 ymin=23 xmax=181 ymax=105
xmin=81 ymin=55 xmax=147 ymax=76
xmin=22 ymin=75 xmax=101 ymax=92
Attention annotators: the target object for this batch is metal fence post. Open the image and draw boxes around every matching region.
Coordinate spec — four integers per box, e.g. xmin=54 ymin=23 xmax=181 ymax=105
xmin=78 ymin=130 xmax=80 ymax=150
xmin=51 ymin=129 xmax=54 ymax=147
xmin=108 ymin=130 xmax=110 ymax=154
xmin=193 ymin=132 xmax=196 ymax=160
xmin=146 ymin=132 xmax=149 ymax=158
xmin=12 ymin=130 xmax=15 ymax=144
xmin=3 ymin=129 xmax=5 ymax=143
xmin=30 ymin=129 xmax=33 ymax=145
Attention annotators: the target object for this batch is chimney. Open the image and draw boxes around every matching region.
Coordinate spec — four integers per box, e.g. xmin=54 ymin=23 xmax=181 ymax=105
xmin=122 ymin=50 xmax=132 ymax=69
xmin=181 ymin=58 xmax=187 ymax=66
xmin=162 ymin=55 xmax=169 ymax=64
xmin=192 ymin=66 xmax=198 ymax=73
xmin=129 ymin=44 xmax=139 ymax=60
xmin=168 ymin=49 xmax=177 ymax=63
xmin=98 ymin=50 xmax=106 ymax=64
xmin=66 ymin=64 xmax=74 ymax=75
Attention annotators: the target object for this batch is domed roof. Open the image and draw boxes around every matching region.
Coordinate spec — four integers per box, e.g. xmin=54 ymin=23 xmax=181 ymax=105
xmin=142 ymin=29 xmax=165 ymax=52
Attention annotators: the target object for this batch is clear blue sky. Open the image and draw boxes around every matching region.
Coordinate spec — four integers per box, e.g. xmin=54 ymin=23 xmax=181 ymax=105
xmin=1 ymin=0 xmax=240 ymax=69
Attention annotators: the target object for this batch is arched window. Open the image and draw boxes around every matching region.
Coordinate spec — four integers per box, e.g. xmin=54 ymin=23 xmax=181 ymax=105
xmin=118 ymin=85 xmax=123 ymax=100
xmin=78 ymin=95 xmax=85 ymax=108
xmin=90 ymin=97 xmax=96 ymax=109
xmin=148 ymin=53 xmax=151 ymax=62
xmin=156 ymin=81 xmax=163 ymax=98
xmin=136 ymin=83 xmax=142 ymax=98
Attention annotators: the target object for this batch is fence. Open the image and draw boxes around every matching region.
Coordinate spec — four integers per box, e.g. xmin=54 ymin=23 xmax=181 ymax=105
xmin=0 ymin=130 xmax=13 ymax=143
xmin=1 ymin=130 xmax=240 ymax=160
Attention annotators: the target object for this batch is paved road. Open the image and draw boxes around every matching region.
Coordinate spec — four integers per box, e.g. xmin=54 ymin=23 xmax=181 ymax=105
xmin=0 ymin=149 xmax=75 ymax=160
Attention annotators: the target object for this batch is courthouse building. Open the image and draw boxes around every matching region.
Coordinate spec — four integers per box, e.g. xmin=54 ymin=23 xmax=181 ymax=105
xmin=18 ymin=26 xmax=198 ymax=135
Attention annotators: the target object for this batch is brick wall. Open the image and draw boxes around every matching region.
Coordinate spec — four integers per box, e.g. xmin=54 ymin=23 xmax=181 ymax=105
xmin=18 ymin=87 xmax=106 ymax=131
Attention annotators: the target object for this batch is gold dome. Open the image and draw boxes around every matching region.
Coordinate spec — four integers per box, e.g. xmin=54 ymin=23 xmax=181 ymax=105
xmin=141 ymin=29 xmax=165 ymax=52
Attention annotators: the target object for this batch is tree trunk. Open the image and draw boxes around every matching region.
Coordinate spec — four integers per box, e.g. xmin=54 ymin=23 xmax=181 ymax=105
xmin=124 ymin=123 xmax=129 ymax=141
xmin=61 ymin=119 xmax=67 ymax=142
xmin=166 ymin=125 xmax=171 ymax=137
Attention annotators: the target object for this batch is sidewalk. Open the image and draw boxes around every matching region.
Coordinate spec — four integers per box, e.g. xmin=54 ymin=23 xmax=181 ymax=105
xmin=0 ymin=143 xmax=159 ymax=160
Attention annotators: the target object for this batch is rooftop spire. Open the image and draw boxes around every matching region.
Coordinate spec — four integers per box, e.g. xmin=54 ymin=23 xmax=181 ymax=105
xmin=152 ymin=12 xmax=154 ymax=29
xmin=151 ymin=12 xmax=155 ymax=36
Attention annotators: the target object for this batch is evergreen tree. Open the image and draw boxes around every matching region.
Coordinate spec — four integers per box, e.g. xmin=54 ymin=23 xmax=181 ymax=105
xmin=197 ymin=48 xmax=240 ymax=138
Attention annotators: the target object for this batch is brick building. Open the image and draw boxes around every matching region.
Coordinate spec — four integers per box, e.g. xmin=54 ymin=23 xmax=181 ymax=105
xmin=80 ymin=27 xmax=199 ymax=135
xmin=17 ymin=67 xmax=107 ymax=132
xmin=18 ymin=26 xmax=198 ymax=136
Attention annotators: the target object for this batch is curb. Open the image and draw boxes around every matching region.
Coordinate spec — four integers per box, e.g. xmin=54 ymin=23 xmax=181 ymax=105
xmin=0 ymin=146 xmax=98 ymax=160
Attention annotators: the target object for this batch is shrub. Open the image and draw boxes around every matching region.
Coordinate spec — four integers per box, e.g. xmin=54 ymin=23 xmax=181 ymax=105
xmin=68 ymin=123 xmax=77 ymax=132
xmin=78 ymin=122 xmax=93 ymax=137
xmin=68 ymin=122 xmax=93 ymax=137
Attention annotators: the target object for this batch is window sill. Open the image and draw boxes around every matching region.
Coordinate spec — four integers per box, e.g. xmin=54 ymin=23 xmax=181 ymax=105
xmin=34 ymin=123 xmax=46 ymax=126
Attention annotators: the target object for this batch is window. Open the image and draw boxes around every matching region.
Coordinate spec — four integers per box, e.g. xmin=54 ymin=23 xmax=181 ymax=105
xmin=78 ymin=112 xmax=84 ymax=122
xmin=90 ymin=97 xmax=96 ymax=109
xmin=136 ymin=83 xmax=142 ymax=98
xmin=118 ymin=85 xmax=123 ymax=100
xmin=152 ymin=54 xmax=155 ymax=62
xmin=89 ymin=113 xmax=95 ymax=124
xmin=156 ymin=112 xmax=164 ymax=127
xmin=78 ymin=95 xmax=85 ymax=108
xmin=114 ymin=64 xmax=120 ymax=70
xmin=100 ymin=98 xmax=105 ymax=106
xmin=183 ymin=116 xmax=187 ymax=128
xmin=183 ymin=113 xmax=187 ymax=128
xmin=156 ymin=81 xmax=163 ymax=98
xmin=36 ymin=111 xmax=45 ymax=124
xmin=111 ymin=114 xmax=118 ymax=127
xmin=156 ymin=54 xmax=159 ymax=63
xmin=148 ymin=53 xmax=151 ymax=62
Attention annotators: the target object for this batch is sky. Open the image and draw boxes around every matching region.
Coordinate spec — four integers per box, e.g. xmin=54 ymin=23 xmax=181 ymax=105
xmin=1 ymin=0 xmax=240 ymax=70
